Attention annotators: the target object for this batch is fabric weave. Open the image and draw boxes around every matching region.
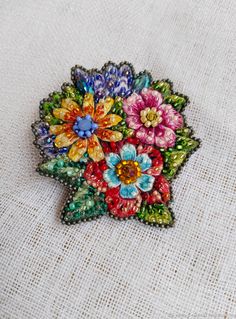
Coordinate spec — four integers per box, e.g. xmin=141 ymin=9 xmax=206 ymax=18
xmin=0 ymin=0 xmax=236 ymax=318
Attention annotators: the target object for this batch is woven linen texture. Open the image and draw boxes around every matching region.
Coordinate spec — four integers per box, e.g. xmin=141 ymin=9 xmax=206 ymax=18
xmin=0 ymin=0 xmax=236 ymax=318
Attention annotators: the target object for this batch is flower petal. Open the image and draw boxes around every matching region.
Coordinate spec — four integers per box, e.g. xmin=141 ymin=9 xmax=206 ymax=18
xmin=103 ymin=169 xmax=121 ymax=188
xmin=136 ymin=154 xmax=152 ymax=172
xmin=120 ymin=184 xmax=139 ymax=199
xmin=123 ymin=93 xmax=145 ymax=116
xmin=94 ymin=97 xmax=114 ymax=121
xmin=137 ymin=145 xmax=163 ymax=176
xmin=135 ymin=126 xmax=155 ymax=144
xmin=49 ymin=123 xmax=73 ymax=135
xmin=136 ymin=174 xmax=155 ymax=192
xmin=68 ymin=138 xmax=87 ymax=162
xmin=120 ymin=143 xmax=136 ymax=161
xmin=146 ymin=157 xmax=163 ymax=176
xmin=82 ymin=93 xmax=94 ymax=116
xmin=105 ymin=153 xmax=121 ymax=168
xmin=154 ymin=175 xmax=170 ymax=203
xmin=61 ymin=98 xmax=83 ymax=116
xmin=96 ymin=128 xmax=123 ymax=142
xmin=53 ymin=108 xmax=76 ymax=122
xmin=54 ymin=132 xmax=78 ymax=148
xmin=83 ymin=161 xmax=108 ymax=191
xmin=159 ymin=103 xmax=183 ymax=130
xmin=126 ymin=115 xmax=142 ymax=129
xmin=105 ymin=187 xmax=142 ymax=218
xmin=97 ymin=114 xmax=122 ymax=128
xmin=140 ymin=88 xmax=163 ymax=107
xmin=87 ymin=134 xmax=104 ymax=161
xmin=155 ymin=125 xmax=176 ymax=148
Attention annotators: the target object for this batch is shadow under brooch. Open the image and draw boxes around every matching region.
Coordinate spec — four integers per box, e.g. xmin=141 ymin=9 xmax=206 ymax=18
xmin=32 ymin=62 xmax=200 ymax=227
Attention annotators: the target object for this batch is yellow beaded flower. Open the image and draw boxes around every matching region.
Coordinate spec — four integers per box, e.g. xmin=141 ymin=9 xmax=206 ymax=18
xmin=49 ymin=93 xmax=123 ymax=162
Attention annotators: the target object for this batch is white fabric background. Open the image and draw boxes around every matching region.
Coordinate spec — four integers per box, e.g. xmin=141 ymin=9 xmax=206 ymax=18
xmin=0 ymin=0 xmax=236 ymax=318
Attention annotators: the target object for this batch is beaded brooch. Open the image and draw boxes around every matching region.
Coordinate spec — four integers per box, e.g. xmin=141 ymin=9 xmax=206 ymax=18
xmin=32 ymin=62 xmax=200 ymax=227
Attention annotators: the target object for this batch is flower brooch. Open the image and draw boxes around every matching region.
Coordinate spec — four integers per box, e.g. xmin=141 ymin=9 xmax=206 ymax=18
xmin=32 ymin=62 xmax=200 ymax=227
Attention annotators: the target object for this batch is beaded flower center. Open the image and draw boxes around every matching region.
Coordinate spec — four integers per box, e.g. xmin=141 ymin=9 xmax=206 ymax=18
xmin=140 ymin=107 xmax=162 ymax=128
xmin=116 ymin=160 xmax=142 ymax=185
xmin=73 ymin=115 xmax=98 ymax=138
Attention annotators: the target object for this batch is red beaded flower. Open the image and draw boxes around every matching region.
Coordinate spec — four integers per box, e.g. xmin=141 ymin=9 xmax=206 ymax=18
xmin=83 ymin=139 xmax=170 ymax=218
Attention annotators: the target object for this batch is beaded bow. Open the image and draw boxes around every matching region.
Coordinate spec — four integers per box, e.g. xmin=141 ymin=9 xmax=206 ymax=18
xmin=32 ymin=62 xmax=200 ymax=227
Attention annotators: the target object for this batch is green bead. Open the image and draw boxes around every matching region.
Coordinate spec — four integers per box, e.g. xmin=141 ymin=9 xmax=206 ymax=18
xmin=67 ymin=169 xmax=74 ymax=176
xmin=152 ymin=80 xmax=172 ymax=97
xmin=69 ymin=202 xmax=76 ymax=210
xmin=164 ymin=95 xmax=187 ymax=112
xmin=47 ymin=163 xmax=55 ymax=171
xmin=57 ymin=160 xmax=64 ymax=167
xmin=86 ymin=200 xmax=94 ymax=208
xmin=42 ymin=102 xmax=54 ymax=113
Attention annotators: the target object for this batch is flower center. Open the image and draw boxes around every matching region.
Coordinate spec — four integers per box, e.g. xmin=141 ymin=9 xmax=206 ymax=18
xmin=140 ymin=107 xmax=162 ymax=128
xmin=116 ymin=160 xmax=142 ymax=185
xmin=73 ymin=115 xmax=98 ymax=138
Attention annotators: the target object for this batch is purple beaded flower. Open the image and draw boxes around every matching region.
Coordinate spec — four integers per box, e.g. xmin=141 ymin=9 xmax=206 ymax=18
xmin=32 ymin=121 xmax=68 ymax=158
xmin=71 ymin=61 xmax=152 ymax=102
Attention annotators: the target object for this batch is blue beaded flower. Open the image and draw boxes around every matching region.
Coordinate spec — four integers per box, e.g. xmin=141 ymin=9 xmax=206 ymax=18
xmin=71 ymin=61 xmax=152 ymax=102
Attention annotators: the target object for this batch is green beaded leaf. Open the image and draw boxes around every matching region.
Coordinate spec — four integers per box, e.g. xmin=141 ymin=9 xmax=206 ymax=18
xmin=110 ymin=98 xmax=133 ymax=137
xmin=62 ymin=182 xmax=107 ymax=224
xmin=111 ymin=98 xmax=125 ymax=117
xmin=152 ymin=80 xmax=188 ymax=111
xmin=162 ymin=150 xmax=187 ymax=180
xmin=62 ymin=84 xmax=83 ymax=105
xmin=37 ymin=155 xmax=86 ymax=189
xmin=137 ymin=203 xmax=174 ymax=226
xmin=40 ymin=85 xmax=83 ymax=125
xmin=175 ymin=128 xmax=200 ymax=152
xmin=161 ymin=128 xmax=200 ymax=180
xmin=41 ymin=92 xmax=63 ymax=122
xmin=164 ymin=94 xmax=188 ymax=112
xmin=152 ymin=80 xmax=172 ymax=97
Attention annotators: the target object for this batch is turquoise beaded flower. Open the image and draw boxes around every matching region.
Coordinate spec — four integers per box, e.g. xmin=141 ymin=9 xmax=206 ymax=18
xmin=104 ymin=144 xmax=155 ymax=198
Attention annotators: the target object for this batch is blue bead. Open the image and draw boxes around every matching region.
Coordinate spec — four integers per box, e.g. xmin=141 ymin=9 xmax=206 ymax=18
xmin=110 ymin=66 xmax=117 ymax=74
xmin=85 ymin=131 xmax=92 ymax=137
xmin=96 ymin=74 xmax=102 ymax=81
xmin=78 ymin=119 xmax=92 ymax=131
xmin=91 ymin=123 xmax=98 ymax=130
xmin=128 ymin=77 xmax=133 ymax=85
xmin=76 ymin=116 xmax=82 ymax=121
xmin=85 ymin=115 xmax=91 ymax=120
xmin=59 ymin=147 xmax=68 ymax=154
xmin=78 ymin=131 xmax=84 ymax=138
xmin=88 ymin=87 xmax=94 ymax=94
xmin=114 ymin=80 xmax=120 ymax=87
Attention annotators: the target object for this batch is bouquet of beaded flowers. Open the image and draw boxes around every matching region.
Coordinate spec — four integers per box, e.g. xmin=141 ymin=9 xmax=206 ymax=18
xmin=32 ymin=62 xmax=200 ymax=227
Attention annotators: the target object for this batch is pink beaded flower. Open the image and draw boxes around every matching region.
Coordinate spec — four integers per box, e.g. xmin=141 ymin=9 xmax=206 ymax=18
xmin=123 ymin=88 xmax=183 ymax=148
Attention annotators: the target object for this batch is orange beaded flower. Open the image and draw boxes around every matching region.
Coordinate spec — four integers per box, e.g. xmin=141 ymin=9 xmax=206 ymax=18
xmin=49 ymin=93 xmax=123 ymax=162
